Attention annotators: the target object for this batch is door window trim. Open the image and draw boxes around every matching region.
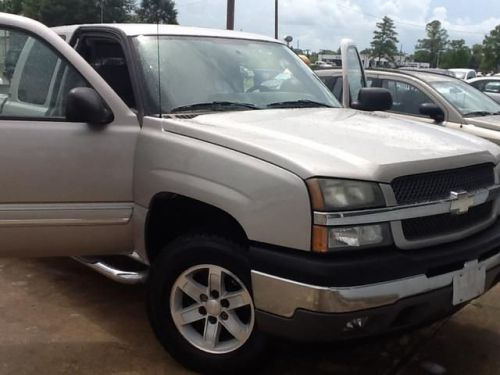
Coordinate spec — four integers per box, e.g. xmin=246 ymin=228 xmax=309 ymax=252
xmin=69 ymin=27 xmax=145 ymax=122
xmin=0 ymin=25 xmax=110 ymax=123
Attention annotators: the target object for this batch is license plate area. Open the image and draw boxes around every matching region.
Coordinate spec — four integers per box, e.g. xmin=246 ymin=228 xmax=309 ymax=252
xmin=452 ymin=260 xmax=486 ymax=305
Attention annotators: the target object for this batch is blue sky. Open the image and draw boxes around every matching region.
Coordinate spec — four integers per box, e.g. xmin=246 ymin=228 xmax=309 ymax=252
xmin=174 ymin=0 xmax=500 ymax=53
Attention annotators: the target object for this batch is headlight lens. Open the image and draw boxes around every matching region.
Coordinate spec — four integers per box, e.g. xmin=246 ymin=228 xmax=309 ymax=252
xmin=307 ymin=178 xmax=385 ymax=211
xmin=312 ymin=223 xmax=392 ymax=253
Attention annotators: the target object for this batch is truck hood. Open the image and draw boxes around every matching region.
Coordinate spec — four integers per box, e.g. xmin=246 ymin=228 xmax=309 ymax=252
xmin=465 ymin=114 xmax=500 ymax=131
xmin=163 ymin=108 xmax=500 ymax=182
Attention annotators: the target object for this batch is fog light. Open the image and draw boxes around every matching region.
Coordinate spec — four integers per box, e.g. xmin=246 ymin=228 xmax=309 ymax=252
xmin=312 ymin=223 xmax=392 ymax=253
xmin=343 ymin=317 xmax=369 ymax=331
xmin=329 ymin=224 xmax=384 ymax=248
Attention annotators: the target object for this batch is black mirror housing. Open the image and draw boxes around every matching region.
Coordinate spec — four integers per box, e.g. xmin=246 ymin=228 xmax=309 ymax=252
xmin=419 ymin=103 xmax=445 ymax=122
xmin=352 ymin=88 xmax=393 ymax=111
xmin=66 ymin=87 xmax=114 ymax=125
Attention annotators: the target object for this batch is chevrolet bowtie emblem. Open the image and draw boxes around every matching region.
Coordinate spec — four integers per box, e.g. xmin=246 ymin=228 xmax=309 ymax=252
xmin=450 ymin=191 xmax=474 ymax=215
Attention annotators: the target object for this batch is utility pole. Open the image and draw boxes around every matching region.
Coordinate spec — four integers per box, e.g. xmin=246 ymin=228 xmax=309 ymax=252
xmin=100 ymin=0 xmax=104 ymax=23
xmin=227 ymin=0 xmax=235 ymax=30
xmin=274 ymin=0 xmax=278 ymax=39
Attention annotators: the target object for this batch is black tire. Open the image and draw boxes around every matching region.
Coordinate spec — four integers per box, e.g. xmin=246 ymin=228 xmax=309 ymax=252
xmin=147 ymin=233 xmax=268 ymax=374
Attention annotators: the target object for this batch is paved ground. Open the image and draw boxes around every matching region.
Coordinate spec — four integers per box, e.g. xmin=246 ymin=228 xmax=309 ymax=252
xmin=0 ymin=257 xmax=498 ymax=375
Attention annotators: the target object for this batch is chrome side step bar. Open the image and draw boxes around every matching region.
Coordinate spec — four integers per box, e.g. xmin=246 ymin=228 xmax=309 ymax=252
xmin=73 ymin=256 xmax=148 ymax=285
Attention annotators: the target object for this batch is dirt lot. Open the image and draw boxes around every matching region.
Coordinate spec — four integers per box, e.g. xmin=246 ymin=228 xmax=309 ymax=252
xmin=0 ymin=257 xmax=498 ymax=375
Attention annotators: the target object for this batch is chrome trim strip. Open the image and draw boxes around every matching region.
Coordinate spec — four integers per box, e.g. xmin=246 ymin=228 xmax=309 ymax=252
xmin=0 ymin=218 xmax=130 ymax=227
xmin=251 ymin=252 xmax=500 ymax=317
xmin=0 ymin=202 xmax=134 ymax=211
xmin=314 ymin=186 xmax=500 ymax=226
xmin=0 ymin=202 xmax=133 ymax=227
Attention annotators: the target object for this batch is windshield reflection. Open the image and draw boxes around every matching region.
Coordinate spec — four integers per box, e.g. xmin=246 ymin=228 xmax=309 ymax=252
xmin=133 ymin=36 xmax=339 ymax=114
xmin=431 ymin=80 xmax=500 ymax=116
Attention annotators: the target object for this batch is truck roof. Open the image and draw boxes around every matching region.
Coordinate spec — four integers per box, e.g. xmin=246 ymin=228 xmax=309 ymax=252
xmin=52 ymin=24 xmax=281 ymax=44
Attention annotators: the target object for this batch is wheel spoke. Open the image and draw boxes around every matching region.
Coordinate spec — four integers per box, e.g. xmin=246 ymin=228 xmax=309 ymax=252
xmin=203 ymin=319 xmax=221 ymax=348
xmin=173 ymin=304 xmax=205 ymax=326
xmin=220 ymin=311 xmax=248 ymax=342
xmin=178 ymin=275 xmax=207 ymax=303
xmin=208 ymin=266 xmax=223 ymax=295
xmin=224 ymin=290 xmax=252 ymax=310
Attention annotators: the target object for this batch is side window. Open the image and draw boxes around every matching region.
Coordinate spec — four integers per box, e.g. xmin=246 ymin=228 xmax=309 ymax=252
xmin=485 ymin=82 xmax=500 ymax=93
xmin=18 ymin=39 xmax=58 ymax=105
xmin=332 ymin=76 xmax=343 ymax=100
xmin=75 ymin=37 xmax=136 ymax=108
xmin=0 ymin=28 xmax=89 ymax=120
xmin=381 ymin=79 xmax=434 ymax=116
xmin=319 ymin=76 xmax=342 ymax=101
xmin=470 ymin=81 xmax=485 ymax=91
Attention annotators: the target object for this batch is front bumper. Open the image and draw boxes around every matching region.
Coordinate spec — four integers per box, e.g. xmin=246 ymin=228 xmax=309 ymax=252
xmin=249 ymin=220 xmax=500 ymax=340
xmin=256 ymin=265 xmax=499 ymax=341
xmin=251 ymin=252 xmax=500 ymax=317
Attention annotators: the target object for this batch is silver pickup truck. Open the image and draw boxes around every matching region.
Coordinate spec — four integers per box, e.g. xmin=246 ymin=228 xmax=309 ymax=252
xmin=1 ymin=13 xmax=500 ymax=374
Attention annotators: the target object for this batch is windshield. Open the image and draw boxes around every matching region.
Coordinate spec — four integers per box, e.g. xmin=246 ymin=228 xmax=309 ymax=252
xmin=133 ymin=35 xmax=339 ymax=114
xmin=430 ymin=80 xmax=500 ymax=116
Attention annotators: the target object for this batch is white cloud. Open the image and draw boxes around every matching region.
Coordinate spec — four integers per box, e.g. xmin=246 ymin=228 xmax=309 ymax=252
xmin=175 ymin=0 xmax=500 ymax=52
xmin=431 ymin=6 xmax=448 ymax=23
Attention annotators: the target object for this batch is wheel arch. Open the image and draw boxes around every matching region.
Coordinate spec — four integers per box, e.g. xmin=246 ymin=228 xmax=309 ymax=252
xmin=145 ymin=192 xmax=249 ymax=263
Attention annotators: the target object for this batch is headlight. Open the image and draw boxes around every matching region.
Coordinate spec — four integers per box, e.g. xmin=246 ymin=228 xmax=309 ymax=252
xmin=307 ymin=178 xmax=390 ymax=252
xmin=306 ymin=178 xmax=385 ymax=211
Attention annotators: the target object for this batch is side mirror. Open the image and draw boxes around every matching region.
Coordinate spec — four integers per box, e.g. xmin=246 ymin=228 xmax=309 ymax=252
xmin=419 ymin=103 xmax=445 ymax=123
xmin=66 ymin=87 xmax=114 ymax=125
xmin=351 ymin=88 xmax=393 ymax=111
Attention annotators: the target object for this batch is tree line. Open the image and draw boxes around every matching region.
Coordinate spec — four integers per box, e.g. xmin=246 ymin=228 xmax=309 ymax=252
xmin=369 ymin=16 xmax=500 ymax=72
xmin=0 ymin=0 xmax=178 ymax=26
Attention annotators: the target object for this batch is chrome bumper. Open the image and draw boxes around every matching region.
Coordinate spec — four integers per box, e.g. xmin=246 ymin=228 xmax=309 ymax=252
xmin=251 ymin=252 xmax=500 ymax=318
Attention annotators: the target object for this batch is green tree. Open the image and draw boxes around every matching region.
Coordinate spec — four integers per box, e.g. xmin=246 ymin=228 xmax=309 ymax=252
xmin=413 ymin=50 xmax=430 ymax=63
xmin=137 ymin=0 xmax=178 ymax=24
xmin=482 ymin=25 xmax=500 ymax=72
xmin=469 ymin=44 xmax=483 ymax=70
xmin=415 ymin=20 xmax=448 ymax=68
xmin=439 ymin=39 xmax=471 ymax=68
xmin=370 ymin=16 xmax=399 ymax=63
xmin=0 ymin=0 xmax=24 ymax=13
xmin=20 ymin=0 xmax=135 ymax=26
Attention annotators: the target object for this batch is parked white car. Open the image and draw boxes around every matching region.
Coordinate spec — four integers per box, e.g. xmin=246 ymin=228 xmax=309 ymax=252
xmin=449 ymin=68 xmax=477 ymax=80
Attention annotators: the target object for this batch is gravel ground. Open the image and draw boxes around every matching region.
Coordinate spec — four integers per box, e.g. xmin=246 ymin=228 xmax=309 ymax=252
xmin=0 ymin=257 xmax=498 ymax=375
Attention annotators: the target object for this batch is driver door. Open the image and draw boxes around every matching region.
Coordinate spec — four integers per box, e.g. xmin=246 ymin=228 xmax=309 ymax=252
xmin=0 ymin=14 xmax=139 ymax=257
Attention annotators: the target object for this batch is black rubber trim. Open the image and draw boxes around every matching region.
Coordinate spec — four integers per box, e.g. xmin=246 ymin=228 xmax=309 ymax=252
xmin=249 ymin=219 xmax=500 ymax=287
xmin=255 ymin=265 xmax=500 ymax=342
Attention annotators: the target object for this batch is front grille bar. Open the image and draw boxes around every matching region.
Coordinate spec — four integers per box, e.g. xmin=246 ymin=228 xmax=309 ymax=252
xmin=313 ymin=185 xmax=500 ymax=226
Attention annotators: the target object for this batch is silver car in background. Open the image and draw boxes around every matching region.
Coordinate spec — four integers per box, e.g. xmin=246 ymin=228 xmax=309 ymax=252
xmin=316 ymin=68 xmax=500 ymax=144
xmin=468 ymin=77 xmax=500 ymax=104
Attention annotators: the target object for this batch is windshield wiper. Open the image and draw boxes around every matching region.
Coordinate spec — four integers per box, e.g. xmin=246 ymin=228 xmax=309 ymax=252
xmin=266 ymin=100 xmax=334 ymax=109
xmin=463 ymin=111 xmax=494 ymax=117
xmin=170 ymin=101 xmax=260 ymax=113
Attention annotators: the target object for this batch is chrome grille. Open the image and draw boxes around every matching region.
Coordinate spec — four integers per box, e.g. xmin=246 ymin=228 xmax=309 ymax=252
xmin=391 ymin=164 xmax=494 ymax=205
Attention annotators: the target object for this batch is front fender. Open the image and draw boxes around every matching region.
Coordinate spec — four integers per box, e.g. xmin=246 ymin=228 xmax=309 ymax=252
xmin=134 ymin=118 xmax=312 ymax=252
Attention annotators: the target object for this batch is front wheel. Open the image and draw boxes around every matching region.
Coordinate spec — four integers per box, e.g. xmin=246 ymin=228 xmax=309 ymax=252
xmin=147 ymin=234 xmax=267 ymax=374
